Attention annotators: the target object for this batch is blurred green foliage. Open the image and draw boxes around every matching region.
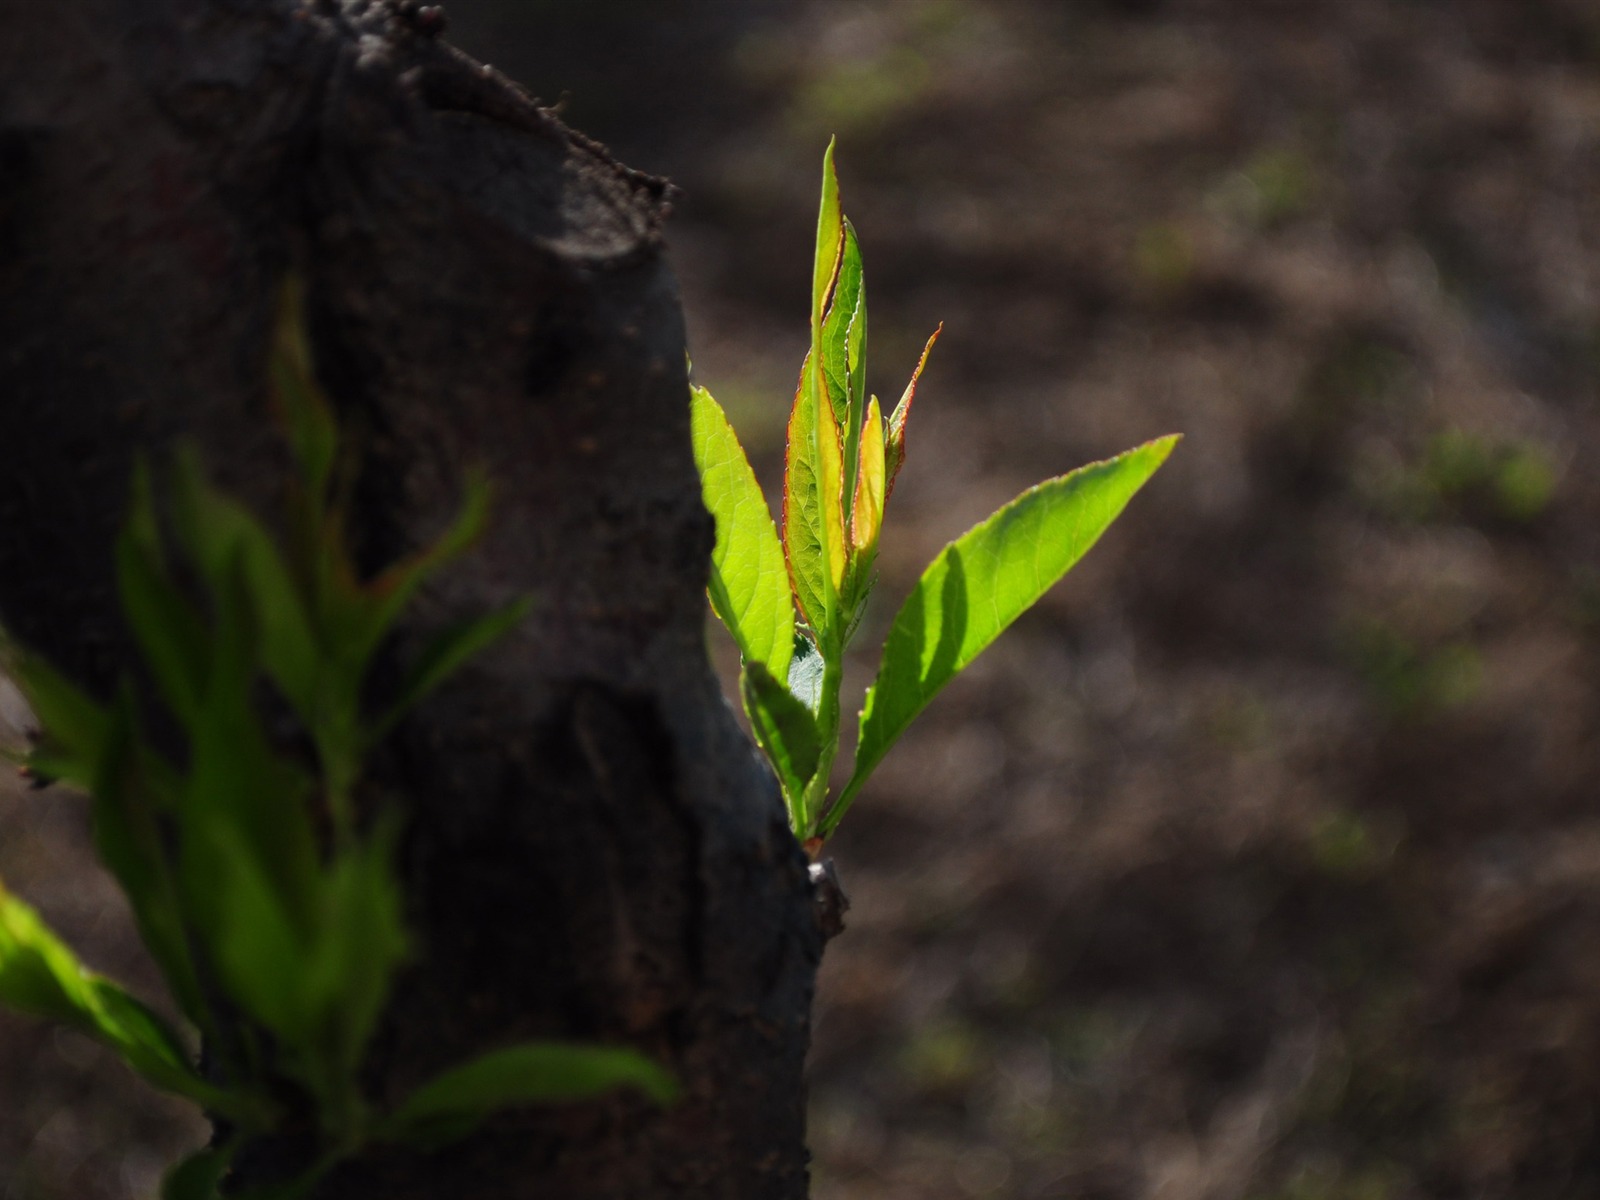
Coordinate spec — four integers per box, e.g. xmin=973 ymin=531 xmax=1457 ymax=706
xmin=1356 ymin=428 xmax=1559 ymax=525
xmin=898 ymin=1018 xmax=987 ymax=1098
xmin=1339 ymin=617 xmax=1482 ymax=719
xmin=0 ymin=283 xmax=670 ymax=1199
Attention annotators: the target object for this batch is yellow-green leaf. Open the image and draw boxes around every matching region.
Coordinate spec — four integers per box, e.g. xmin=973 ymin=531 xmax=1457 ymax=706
xmin=782 ymin=357 xmax=847 ymax=642
xmin=811 ymin=137 xmax=844 ymax=334
xmin=827 ymin=436 xmax=1179 ymax=836
xmin=691 ymin=385 xmax=793 ymax=681
xmin=0 ymin=882 xmax=234 ymax=1112
xmin=822 ymin=220 xmax=865 ymax=431
xmin=851 ymin=395 xmax=886 ymax=559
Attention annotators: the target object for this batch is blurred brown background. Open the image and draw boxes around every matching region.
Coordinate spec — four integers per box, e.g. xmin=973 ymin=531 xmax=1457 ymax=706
xmin=5 ymin=1 xmax=1600 ymax=1196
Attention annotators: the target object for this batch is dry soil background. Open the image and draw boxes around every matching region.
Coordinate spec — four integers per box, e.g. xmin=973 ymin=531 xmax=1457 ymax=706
xmin=5 ymin=2 xmax=1600 ymax=1198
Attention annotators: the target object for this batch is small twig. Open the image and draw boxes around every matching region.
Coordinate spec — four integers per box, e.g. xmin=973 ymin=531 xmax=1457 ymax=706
xmin=806 ymin=849 xmax=850 ymax=942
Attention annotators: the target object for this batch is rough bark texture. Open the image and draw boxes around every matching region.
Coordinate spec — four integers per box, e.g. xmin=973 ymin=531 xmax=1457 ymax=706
xmin=0 ymin=1 xmax=822 ymax=1195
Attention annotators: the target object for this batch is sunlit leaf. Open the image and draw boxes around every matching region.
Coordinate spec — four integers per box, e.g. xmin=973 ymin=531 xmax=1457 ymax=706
xmin=811 ymin=137 xmax=844 ymax=334
xmin=782 ymin=355 xmax=846 ymax=642
xmin=0 ymin=883 xmax=233 ymax=1111
xmin=782 ymin=139 xmax=852 ymax=650
xmin=828 ymin=436 xmax=1179 ymax=836
xmin=850 ymin=395 xmax=886 ymax=567
xmin=821 ymin=221 xmax=864 ymax=431
xmin=0 ymin=884 xmax=95 ymax=1025
xmin=690 ymin=385 xmax=793 ymax=681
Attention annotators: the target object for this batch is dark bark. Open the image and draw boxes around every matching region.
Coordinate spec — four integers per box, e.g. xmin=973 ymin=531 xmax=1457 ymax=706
xmin=0 ymin=1 xmax=822 ymax=1196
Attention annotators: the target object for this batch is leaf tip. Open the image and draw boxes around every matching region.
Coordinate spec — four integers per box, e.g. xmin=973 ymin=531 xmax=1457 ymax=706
xmin=1145 ymin=432 xmax=1183 ymax=467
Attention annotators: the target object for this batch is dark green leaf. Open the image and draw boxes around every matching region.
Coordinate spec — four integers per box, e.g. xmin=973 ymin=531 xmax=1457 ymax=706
xmin=162 ymin=1144 xmax=235 ymax=1200
xmin=176 ymin=551 xmax=321 ymax=937
xmin=200 ymin=821 xmax=312 ymax=1046
xmin=357 ymin=472 xmax=493 ymax=662
xmin=741 ymin=662 xmax=821 ymax=827
xmin=118 ymin=462 xmax=208 ymax=723
xmin=386 ymin=1041 xmax=676 ymax=1145
xmin=302 ymin=822 xmax=408 ymax=1082
xmin=164 ymin=452 xmax=320 ymax=727
xmin=5 ymin=651 xmax=108 ymax=792
xmin=90 ymin=691 xmax=206 ymax=1027
xmin=376 ymin=598 xmax=533 ymax=736
xmin=270 ymin=279 xmax=339 ymax=507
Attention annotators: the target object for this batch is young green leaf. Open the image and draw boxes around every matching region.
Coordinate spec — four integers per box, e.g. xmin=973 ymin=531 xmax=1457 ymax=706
xmin=847 ymin=394 xmax=887 ymax=607
xmin=164 ymin=452 xmax=320 ymax=729
xmin=3 ymin=649 xmax=109 ymax=792
xmin=0 ymin=882 xmax=108 ymax=1026
xmin=300 ymin=821 xmax=408 ymax=1090
xmin=356 ymin=471 xmax=494 ymax=664
xmin=374 ymin=597 xmax=534 ymax=736
xmin=782 ymin=136 xmax=851 ymax=649
xmin=811 ymin=137 xmax=844 ymax=333
xmin=118 ymin=462 xmax=208 ymax=724
xmin=741 ymin=662 xmax=822 ymax=825
xmin=822 ymin=220 xmax=865 ymax=431
xmin=885 ymin=325 xmax=942 ymax=498
xmin=89 ymin=692 xmax=207 ymax=1027
xmin=690 ymin=384 xmax=793 ymax=681
xmin=827 ymin=435 xmax=1179 ymax=835
xmin=782 ymin=357 xmax=847 ymax=642
xmin=0 ymin=883 xmax=233 ymax=1112
xmin=199 ymin=820 xmax=314 ymax=1047
xmin=385 ymin=1042 xmax=677 ymax=1144
xmin=89 ymin=978 xmax=231 ymax=1109
xmin=175 ymin=553 xmax=321 ymax=931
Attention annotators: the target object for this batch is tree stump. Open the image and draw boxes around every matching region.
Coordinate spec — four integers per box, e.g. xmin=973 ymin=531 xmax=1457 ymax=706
xmin=0 ymin=1 xmax=822 ymax=1195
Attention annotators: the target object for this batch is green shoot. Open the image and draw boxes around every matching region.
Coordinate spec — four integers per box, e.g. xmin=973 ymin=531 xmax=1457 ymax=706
xmin=0 ymin=281 xmax=670 ymax=1199
xmin=692 ymin=142 xmax=1178 ymax=847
